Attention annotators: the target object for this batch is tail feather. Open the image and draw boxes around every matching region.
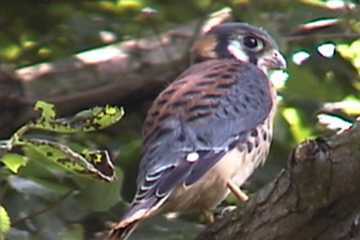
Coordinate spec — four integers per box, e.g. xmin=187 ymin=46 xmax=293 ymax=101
xmin=107 ymin=197 xmax=160 ymax=240
xmin=107 ymin=221 xmax=139 ymax=240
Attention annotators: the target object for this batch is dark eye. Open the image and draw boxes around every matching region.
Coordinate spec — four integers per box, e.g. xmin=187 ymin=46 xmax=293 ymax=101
xmin=243 ymin=36 xmax=258 ymax=48
xmin=243 ymin=36 xmax=264 ymax=50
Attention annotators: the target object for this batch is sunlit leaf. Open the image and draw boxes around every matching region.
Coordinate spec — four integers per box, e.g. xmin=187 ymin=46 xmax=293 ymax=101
xmin=0 ymin=154 xmax=28 ymax=173
xmin=323 ymin=96 xmax=360 ymax=115
xmin=325 ymin=0 xmax=355 ymax=10
xmin=317 ymin=113 xmax=352 ymax=132
xmin=116 ymin=0 xmax=143 ymax=10
xmin=38 ymin=47 xmax=52 ymax=58
xmin=0 ymin=206 xmax=11 ymax=239
xmin=24 ymin=138 xmax=115 ymax=182
xmin=292 ymin=51 xmax=310 ymax=65
xmin=282 ymin=107 xmax=312 ymax=142
xmin=0 ymin=43 xmax=21 ymax=60
xmin=34 ymin=101 xmax=56 ymax=121
xmin=20 ymin=33 xmax=37 ymax=49
xmin=81 ymin=150 xmax=115 ymax=179
xmin=300 ymin=0 xmax=354 ymax=10
xmin=1 ymin=101 xmax=120 ymax=183
xmin=33 ymin=103 xmax=124 ymax=133
xmin=75 ymin=105 xmax=124 ymax=131
xmin=337 ymin=40 xmax=360 ymax=71
xmin=317 ymin=43 xmax=336 ymax=58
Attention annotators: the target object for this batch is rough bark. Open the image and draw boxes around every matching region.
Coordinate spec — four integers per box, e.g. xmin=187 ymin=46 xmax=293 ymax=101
xmin=197 ymin=120 xmax=360 ymax=240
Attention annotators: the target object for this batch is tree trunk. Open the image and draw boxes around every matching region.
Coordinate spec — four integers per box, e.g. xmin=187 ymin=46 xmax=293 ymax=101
xmin=197 ymin=121 xmax=360 ymax=240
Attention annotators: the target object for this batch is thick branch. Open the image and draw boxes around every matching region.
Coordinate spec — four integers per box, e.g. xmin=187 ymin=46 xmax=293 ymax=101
xmin=13 ymin=8 xmax=233 ymax=117
xmin=1 ymin=9 xmax=233 ymax=137
xmin=15 ymin=24 xmax=195 ymax=115
xmin=197 ymin=121 xmax=360 ymax=240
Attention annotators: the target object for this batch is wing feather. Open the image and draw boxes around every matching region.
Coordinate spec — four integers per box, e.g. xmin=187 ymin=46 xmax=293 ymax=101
xmin=134 ymin=59 xmax=274 ymax=206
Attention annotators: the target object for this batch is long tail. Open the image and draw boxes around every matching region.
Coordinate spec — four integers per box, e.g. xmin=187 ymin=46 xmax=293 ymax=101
xmin=107 ymin=221 xmax=140 ymax=240
xmin=107 ymin=197 xmax=160 ymax=240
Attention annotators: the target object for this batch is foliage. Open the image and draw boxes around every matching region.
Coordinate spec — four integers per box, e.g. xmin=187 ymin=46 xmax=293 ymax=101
xmin=0 ymin=0 xmax=360 ymax=239
xmin=0 ymin=101 xmax=123 ymax=239
xmin=1 ymin=101 xmax=123 ymax=181
xmin=0 ymin=206 xmax=11 ymax=240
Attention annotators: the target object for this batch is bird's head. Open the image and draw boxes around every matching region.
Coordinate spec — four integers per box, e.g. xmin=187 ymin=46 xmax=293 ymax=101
xmin=192 ymin=22 xmax=287 ymax=73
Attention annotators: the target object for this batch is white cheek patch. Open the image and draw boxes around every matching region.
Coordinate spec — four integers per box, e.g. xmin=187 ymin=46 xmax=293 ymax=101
xmin=257 ymin=58 xmax=269 ymax=75
xmin=228 ymin=41 xmax=249 ymax=62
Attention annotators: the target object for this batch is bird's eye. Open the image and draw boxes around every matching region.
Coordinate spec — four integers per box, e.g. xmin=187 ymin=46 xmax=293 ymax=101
xmin=243 ymin=36 xmax=264 ymax=51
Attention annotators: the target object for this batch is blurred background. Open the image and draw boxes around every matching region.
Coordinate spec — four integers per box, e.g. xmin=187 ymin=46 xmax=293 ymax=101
xmin=0 ymin=0 xmax=360 ymax=239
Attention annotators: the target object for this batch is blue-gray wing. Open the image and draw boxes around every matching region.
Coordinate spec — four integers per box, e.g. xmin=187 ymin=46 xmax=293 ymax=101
xmin=133 ymin=59 xmax=274 ymax=204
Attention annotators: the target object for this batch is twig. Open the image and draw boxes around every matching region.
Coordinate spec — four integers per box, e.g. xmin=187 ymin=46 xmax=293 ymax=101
xmin=11 ymin=190 xmax=74 ymax=226
xmin=285 ymin=32 xmax=360 ymax=42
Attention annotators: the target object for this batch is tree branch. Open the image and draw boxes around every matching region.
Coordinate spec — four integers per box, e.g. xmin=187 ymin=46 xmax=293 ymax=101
xmin=15 ymin=24 xmax=194 ymax=115
xmin=7 ymin=12 xmax=357 ymax=119
xmin=197 ymin=121 xmax=360 ymax=240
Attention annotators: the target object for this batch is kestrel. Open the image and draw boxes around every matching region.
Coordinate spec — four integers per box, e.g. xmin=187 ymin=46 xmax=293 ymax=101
xmin=108 ymin=22 xmax=286 ymax=240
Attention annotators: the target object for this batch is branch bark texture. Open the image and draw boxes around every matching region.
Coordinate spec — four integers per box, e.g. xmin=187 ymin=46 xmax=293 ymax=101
xmin=197 ymin=121 xmax=360 ymax=240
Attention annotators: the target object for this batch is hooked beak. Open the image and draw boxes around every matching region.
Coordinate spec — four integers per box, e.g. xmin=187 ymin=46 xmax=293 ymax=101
xmin=261 ymin=50 xmax=287 ymax=70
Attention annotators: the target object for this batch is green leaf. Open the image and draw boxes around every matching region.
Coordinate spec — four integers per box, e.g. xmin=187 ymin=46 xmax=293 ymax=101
xmin=1 ymin=101 xmax=121 ymax=182
xmin=24 ymin=138 xmax=115 ymax=182
xmin=0 ymin=154 xmax=28 ymax=173
xmin=34 ymin=101 xmax=56 ymax=121
xmin=81 ymin=149 xmax=115 ymax=179
xmin=282 ymin=107 xmax=312 ymax=142
xmin=33 ymin=103 xmax=124 ymax=133
xmin=75 ymin=168 xmax=123 ymax=211
xmin=0 ymin=206 xmax=11 ymax=239
xmin=325 ymin=96 xmax=360 ymax=115
xmin=58 ymin=105 xmax=124 ymax=132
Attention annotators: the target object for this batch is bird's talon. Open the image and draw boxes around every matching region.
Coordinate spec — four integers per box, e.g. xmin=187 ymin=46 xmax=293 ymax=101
xmin=215 ymin=205 xmax=237 ymax=219
xmin=202 ymin=210 xmax=215 ymax=224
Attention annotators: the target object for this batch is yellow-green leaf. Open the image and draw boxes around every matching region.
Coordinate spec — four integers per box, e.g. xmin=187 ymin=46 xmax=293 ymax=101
xmin=0 ymin=153 xmax=28 ymax=173
xmin=282 ymin=107 xmax=312 ymax=142
xmin=24 ymin=138 xmax=115 ymax=182
xmin=32 ymin=102 xmax=124 ymax=133
xmin=34 ymin=101 xmax=56 ymax=121
xmin=0 ymin=206 xmax=11 ymax=239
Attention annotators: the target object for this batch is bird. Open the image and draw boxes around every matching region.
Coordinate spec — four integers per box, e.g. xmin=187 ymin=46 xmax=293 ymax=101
xmin=108 ymin=22 xmax=287 ymax=240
